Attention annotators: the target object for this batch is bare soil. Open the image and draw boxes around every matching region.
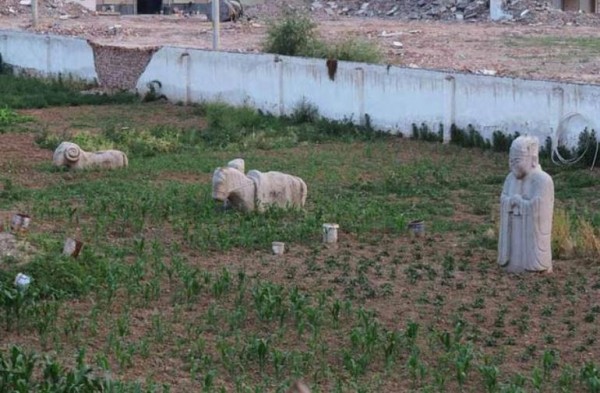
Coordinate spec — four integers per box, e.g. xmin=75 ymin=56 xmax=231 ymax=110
xmin=1 ymin=7 xmax=600 ymax=84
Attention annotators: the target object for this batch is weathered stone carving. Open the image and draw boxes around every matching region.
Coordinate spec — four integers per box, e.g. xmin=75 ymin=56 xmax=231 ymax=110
xmin=227 ymin=158 xmax=245 ymax=173
xmin=498 ymin=135 xmax=554 ymax=273
xmin=219 ymin=159 xmax=246 ymax=210
xmin=212 ymin=166 xmax=307 ymax=212
xmin=53 ymin=142 xmax=128 ymax=170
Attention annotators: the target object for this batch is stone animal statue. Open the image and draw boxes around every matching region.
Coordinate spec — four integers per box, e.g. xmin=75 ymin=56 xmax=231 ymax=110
xmin=227 ymin=158 xmax=245 ymax=173
xmin=53 ymin=142 xmax=128 ymax=170
xmin=212 ymin=166 xmax=307 ymax=213
xmin=220 ymin=158 xmax=246 ymax=210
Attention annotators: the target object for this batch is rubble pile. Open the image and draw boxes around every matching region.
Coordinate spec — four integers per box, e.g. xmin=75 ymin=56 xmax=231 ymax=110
xmin=0 ymin=0 xmax=90 ymax=18
xmin=307 ymin=0 xmax=583 ymax=21
xmin=248 ymin=0 xmax=600 ymax=25
xmin=35 ymin=22 xmax=139 ymax=38
xmin=1 ymin=0 xmax=600 ymax=29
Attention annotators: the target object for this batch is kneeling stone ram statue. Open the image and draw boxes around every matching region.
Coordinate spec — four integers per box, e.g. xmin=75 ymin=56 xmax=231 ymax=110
xmin=53 ymin=142 xmax=128 ymax=170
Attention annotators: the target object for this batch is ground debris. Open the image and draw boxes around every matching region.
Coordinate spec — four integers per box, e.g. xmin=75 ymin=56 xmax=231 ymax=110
xmin=248 ymin=0 xmax=600 ymax=26
xmin=1 ymin=0 xmax=90 ymax=18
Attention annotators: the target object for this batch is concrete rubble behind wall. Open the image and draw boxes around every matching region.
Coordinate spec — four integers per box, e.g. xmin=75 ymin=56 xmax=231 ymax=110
xmin=303 ymin=0 xmax=557 ymax=21
xmin=247 ymin=0 xmax=600 ymax=25
xmin=3 ymin=0 xmax=600 ymax=25
xmin=1 ymin=0 xmax=90 ymax=17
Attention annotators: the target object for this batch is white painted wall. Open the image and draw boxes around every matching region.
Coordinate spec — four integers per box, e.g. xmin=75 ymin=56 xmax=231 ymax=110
xmin=138 ymin=46 xmax=600 ymax=145
xmin=1 ymin=30 xmax=598 ymax=148
xmin=0 ymin=30 xmax=98 ymax=82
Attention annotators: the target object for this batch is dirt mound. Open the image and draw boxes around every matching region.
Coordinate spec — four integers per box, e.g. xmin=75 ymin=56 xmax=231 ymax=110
xmin=0 ymin=0 xmax=91 ymax=18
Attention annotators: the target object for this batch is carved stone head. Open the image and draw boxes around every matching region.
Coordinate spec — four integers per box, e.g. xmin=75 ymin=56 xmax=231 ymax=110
xmin=509 ymin=136 xmax=539 ymax=179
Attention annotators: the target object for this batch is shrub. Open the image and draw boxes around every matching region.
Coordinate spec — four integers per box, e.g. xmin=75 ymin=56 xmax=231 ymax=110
xmin=262 ymin=10 xmax=382 ymax=63
xmin=263 ymin=10 xmax=319 ymax=57
xmin=412 ymin=123 xmax=443 ymax=142
xmin=492 ymin=130 xmax=519 ymax=152
xmin=574 ymin=128 xmax=598 ymax=168
xmin=541 ymin=128 xmax=598 ymax=168
xmin=289 ymin=99 xmax=320 ymax=124
xmin=450 ymin=124 xmax=490 ymax=149
xmin=327 ymin=38 xmax=383 ymax=64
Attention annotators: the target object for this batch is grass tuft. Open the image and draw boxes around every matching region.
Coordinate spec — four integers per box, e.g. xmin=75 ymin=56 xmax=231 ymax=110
xmin=552 ymin=208 xmax=574 ymax=259
xmin=576 ymin=217 xmax=600 ymax=260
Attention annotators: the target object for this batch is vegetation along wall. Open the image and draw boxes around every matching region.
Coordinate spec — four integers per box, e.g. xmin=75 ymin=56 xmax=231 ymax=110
xmin=1 ymin=30 xmax=599 ymax=145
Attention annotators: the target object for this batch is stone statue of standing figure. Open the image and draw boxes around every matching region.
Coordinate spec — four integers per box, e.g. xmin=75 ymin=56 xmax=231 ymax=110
xmin=498 ymin=135 xmax=554 ymax=273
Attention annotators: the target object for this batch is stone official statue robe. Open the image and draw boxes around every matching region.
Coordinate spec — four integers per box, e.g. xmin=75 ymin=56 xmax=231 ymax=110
xmin=498 ymin=167 xmax=554 ymax=273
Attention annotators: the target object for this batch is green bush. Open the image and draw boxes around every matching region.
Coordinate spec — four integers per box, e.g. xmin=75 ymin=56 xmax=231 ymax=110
xmin=412 ymin=123 xmax=443 ymax=142
xmin=491 ymin=130 xmax=519 ymax=152
xmin=574 ymin=128 xmax=598 ymax=168
xmin=289 ymin=99 xmax=320 ymax=124
xmin=263 ymin=10 xmax=382 ymax=63
xmin=450 ymin=124 xmax=491 ymax=149
xmin=327 ymin=38 xmax=383 ymax=64
xmin=263 ymin=10 xmax=319 ymax=57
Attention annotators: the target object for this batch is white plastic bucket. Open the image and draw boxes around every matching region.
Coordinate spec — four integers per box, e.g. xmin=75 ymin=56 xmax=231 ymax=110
xmin=408 ymin=220 xmax=425 ymax=237
xmin=322 ymin=223 xmax=339 ymax=243
xmin=272 ymin=241 xmax=285 ymax=255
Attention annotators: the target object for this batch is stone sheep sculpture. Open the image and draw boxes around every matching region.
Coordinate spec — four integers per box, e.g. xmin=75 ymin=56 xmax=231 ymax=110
xmin=221 ymin=158 xmax=246 ymax=210
xmin=227 ymin=158 xmax=245 ymax=173
xmin=53 ymin=142 xmax=128 ymax=170
xmin=212 ymin=166 xmax=307 ymax=213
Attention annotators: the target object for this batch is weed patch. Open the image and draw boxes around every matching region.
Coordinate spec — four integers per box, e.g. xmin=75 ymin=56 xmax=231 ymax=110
xmin=0 ymin=107 xmax=34 ymax=133
xmin=0 ymin=74 xmax=138 ymax=109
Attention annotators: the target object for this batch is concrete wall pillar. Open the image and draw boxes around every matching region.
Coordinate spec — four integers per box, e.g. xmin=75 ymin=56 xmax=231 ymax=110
xmin=442 ymin=75 xmax=455 ymax=143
